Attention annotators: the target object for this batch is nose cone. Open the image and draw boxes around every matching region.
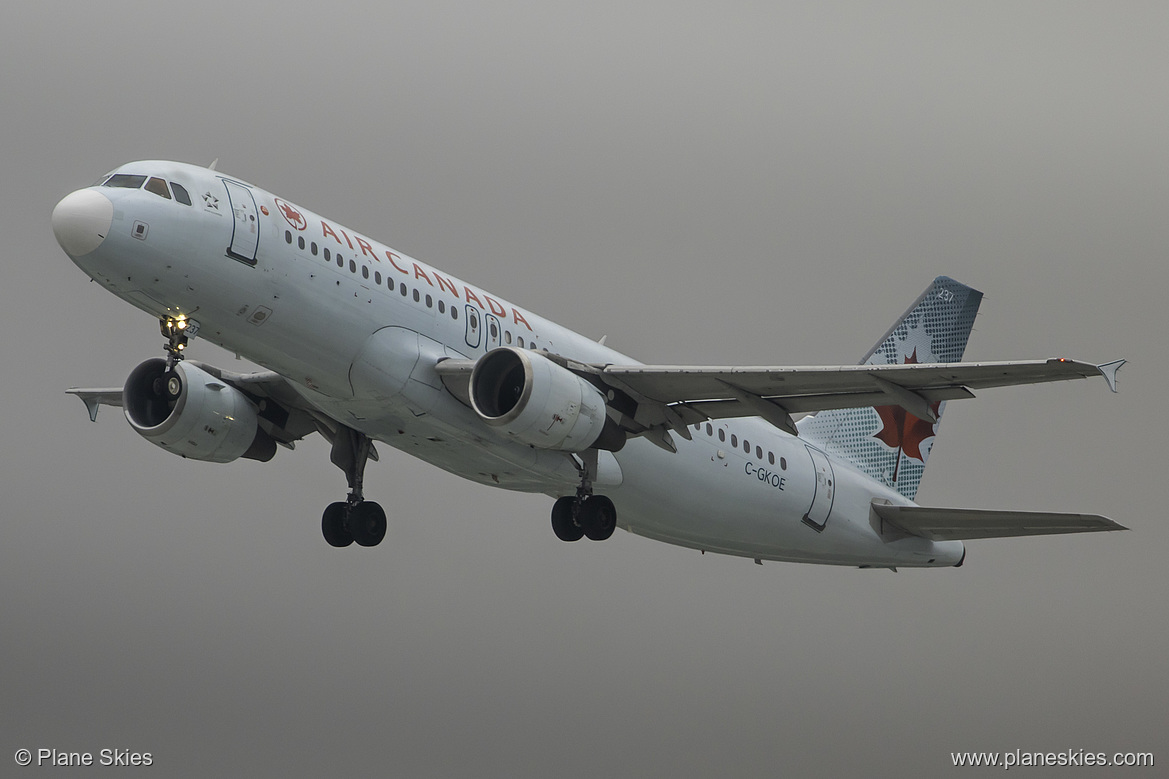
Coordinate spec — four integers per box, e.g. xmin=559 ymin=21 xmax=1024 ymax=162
xmin=52 ymin=189 xmax=113 ymax=256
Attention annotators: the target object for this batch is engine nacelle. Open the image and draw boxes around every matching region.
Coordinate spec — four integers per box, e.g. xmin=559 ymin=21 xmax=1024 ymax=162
xmin=123 ymin=358 xmax=275 ymax=463
xmin=470 ymin=347 xmax=624 ymax=452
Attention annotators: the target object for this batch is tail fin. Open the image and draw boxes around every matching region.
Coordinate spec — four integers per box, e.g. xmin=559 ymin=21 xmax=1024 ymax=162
xmin=796 ymin=276 xmax=983 ymax=500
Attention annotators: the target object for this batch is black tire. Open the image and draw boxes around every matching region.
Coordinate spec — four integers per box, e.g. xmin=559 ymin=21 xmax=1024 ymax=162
xmin=551 ymin=496 xmax=584 ymax=542
xmin=349 ymin=501 xmax=387 ymax=547
xmin=322 ymin=502 xmax=353 ymax=547
xmin=581 ymin=495 xmax=617 ymax=541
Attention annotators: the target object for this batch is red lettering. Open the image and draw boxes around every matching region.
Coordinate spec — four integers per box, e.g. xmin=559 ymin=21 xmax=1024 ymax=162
xmin=434 ymin=273 xmax=459 ymax=299
xmin=321 ymin=221 xmax=342 ymax=245
xmin=338 ymin=228 xmax=355 ymax=249
xmin=385 ymin=251 xmax=409 ymax=274
xmin=464 ymin=287 xmax=483 ymax=308
xmin=356 ymin=236 xmax=377 ymax=260
xmin=485 ymin=296 xmax=507 ymax=317
xmin=413 ymin=263 xmax=434 ymax=286
xmin=512 ymin=309 xmax=532 ymax=331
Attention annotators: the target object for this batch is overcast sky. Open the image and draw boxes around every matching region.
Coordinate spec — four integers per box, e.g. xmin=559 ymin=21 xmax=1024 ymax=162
xmin=3 ymin=2 xmax=1166 ymax=776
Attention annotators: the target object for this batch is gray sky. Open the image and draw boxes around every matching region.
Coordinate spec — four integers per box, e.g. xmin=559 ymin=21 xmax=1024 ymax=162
xmin=3 ymin=2 xmax=1166 ymax=776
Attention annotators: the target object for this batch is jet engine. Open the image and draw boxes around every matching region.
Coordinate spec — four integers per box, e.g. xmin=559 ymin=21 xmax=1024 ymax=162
xmin=470 ymin=347 xmax=624 ymax=452
xmin=123 ymin=358 xmax=276 ymax=463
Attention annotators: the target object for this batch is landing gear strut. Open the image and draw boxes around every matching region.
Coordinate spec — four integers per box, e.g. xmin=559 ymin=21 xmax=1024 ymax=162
xmin=160 ymin=315 xmax=199 ymax=369
xmin=321 ymin=426 xmax=387 ymax=547
xmin=149 ymin=315 xmax=200 ymax=403
xmin=551 ymin=449 xmax=617 ymax=542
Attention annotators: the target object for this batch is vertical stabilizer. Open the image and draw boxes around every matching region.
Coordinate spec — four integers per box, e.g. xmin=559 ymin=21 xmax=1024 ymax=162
xmin=797 ymin=277 xmax=982 ymax=500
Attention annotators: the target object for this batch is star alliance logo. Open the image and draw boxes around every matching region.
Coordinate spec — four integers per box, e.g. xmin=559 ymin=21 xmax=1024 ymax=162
xmin=202 ymin=192 xmax=219 ymax=211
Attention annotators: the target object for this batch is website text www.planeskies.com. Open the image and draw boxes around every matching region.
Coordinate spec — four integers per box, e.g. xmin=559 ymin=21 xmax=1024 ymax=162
xmin=952 ymin=749 xmax=1153 ymax=769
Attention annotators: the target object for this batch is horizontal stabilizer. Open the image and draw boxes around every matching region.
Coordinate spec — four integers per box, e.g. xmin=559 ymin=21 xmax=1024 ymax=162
xmin=871 ymin=502 xmax=1127 ymax=541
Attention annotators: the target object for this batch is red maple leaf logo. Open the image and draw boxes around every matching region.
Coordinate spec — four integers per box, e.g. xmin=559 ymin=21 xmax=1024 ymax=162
xmin=274 ymin=198 xmax=307 ymax=231
xmin=872 ymin=349 xmax=941 ymax=482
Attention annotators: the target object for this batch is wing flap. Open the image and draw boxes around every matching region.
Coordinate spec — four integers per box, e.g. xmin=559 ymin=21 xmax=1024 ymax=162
xmin=871 ymin=502 xmax=1127 ymax=541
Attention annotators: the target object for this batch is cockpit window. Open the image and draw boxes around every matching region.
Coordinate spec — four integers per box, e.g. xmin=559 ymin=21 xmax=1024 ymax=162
xmin=171 ymin=182 xmax=192 ymax=206
xmin=144 ymin=177 xmax=171 ymax=200
xmin=92 ymin=171 xmax=116 ymax=186
xmin=103 ymin=174 xmax=147 ymax=190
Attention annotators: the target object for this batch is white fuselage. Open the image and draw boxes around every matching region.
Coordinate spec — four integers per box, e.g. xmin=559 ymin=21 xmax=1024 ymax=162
xmin=61 ymin=160 xmax=963 ymax=568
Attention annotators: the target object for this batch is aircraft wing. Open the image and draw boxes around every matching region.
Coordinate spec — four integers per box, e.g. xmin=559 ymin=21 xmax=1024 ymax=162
xmin=596 ymin=357 xmax=1124 ymax=438
xmin=67 ymin=361 xmax=323 ymax=449
xmin=437 ymin=355 xmax=1122 ymax=448
xmin=871 ymin=503 xmax=1127 ymax=540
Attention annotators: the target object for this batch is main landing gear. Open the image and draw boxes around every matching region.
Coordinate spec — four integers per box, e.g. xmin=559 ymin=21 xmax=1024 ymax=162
xmin=321 ymin=426 xmax=387 ymax=547
xmin=550 ymin=449 xmax=617 ymax=542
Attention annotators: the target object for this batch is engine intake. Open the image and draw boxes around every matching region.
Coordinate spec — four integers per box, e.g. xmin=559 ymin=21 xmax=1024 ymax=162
xmin=470 ymin=347 xmax=624 ymax=452
xmin=123 ymin=358 xmax=276 ymax=463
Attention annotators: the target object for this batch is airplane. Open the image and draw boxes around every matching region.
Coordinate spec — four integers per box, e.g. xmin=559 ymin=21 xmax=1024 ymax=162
xmin=52 ymin=160 xmax=1126 ymax=569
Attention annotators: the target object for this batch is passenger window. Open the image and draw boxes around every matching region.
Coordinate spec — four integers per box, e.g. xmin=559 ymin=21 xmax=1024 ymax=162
xmin=731 ymin=434 xmax=738 ymax=448
xmin=171 ymin=182 xmax=192 ymax=205
xmin=489 ymin=322 xmax=498 ymax=338
xmin=718 ymin=429 xmax=725 ymax=443
xmin=103 ymin=174 xmax=147 ymax=189
xmin=362 ymin=266 xmax=369 ymax=279
xmin=756 ymin=446 xmax=763 ymax=459
xmin=768 ymin=451 xmax=775 ymax=465
xmin=425 ymin=294 xmax=433 ymax=308
xmin=780 ymin=457 xmax=787 ymax=470
xmin=706 ymin=423 xmax=713 ymax=436
xmin=438 ymin=300 xmax=445 ymax=314
xmin=400 ymin=284 xmax=407 ymax=296
xmin=451 ymin=307 xmax=458 ymax=320
xmin=413 ymin=289 xmax=420 ymax=302
xmin=144 ymin=177 xmax=171 ymax=199
xmin=298 ymin=236 xmax=305 ymax=250
xmin=349 ymin=260 xmax=356 ymax=273
xmin=504 ymin=331 xmax=512 ymax=344
xmin=324 ymin=248 xmax=331 ymax=261
xmin=743 ymin=439 xmax=750 ymax=453
xmin=311 ymin=242 xmax=318 ymax=256
xmin=285 ymin=231 xmax=292 ymax=244
xmin=517 ymin=336 xmax=524 ymax=348
xmin=336 ymin=256 xmax=343 ymax=268
xmin=375 ymin=271 xmax=382 ymax=285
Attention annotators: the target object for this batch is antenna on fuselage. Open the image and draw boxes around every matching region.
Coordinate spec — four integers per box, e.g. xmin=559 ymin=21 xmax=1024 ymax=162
xmin=208 ymin=158 xmax=219 ymax=171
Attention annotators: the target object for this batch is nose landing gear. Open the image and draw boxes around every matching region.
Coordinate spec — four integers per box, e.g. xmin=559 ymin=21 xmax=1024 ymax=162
xmin=321 ymin=426 xmax=387 ymax=547
xmin=160 ymin=315 xmax=199 ymax=369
